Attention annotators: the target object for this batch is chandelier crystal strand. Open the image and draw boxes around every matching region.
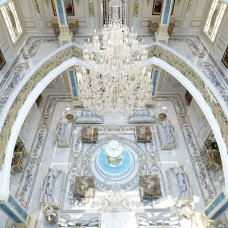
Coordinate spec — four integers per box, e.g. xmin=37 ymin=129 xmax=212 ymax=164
xmin=79 ymin=0 xmax=151 ymax=115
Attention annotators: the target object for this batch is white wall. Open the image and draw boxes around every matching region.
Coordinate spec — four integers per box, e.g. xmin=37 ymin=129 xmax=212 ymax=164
xmin=0 ymin=19 xmax=10 ymax=54
xmin=0 ymin=0 xmax=27 ymax=80
xmin=128 ymin=0 xmax=209 ymax=35
xmin=200 ymin=0 xmax=228 ymax=72
xmin=0 ymin=0 xmax=210 ymax=38
xmin=12 ymin=0 xmax=100 ymax=35
xmin=43 ymin=71 xmax=71 ymax=93
xmin=189 ymin=99 xmax=211 ymax=145
xmin=19 ymin=102 xmax=41 ymax=153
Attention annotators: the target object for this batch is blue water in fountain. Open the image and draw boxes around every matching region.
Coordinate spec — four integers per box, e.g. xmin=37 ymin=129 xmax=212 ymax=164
xmin=98 ymin=148 xmax=132 ymax=175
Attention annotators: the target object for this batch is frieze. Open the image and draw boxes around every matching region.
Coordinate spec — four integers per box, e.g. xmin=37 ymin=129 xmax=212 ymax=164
xmin=170 ymin=37 xmax=205 ymax=58
xmin=0 ymin=63 xmax=29 ymax=111
xmin=23 ymin=39 xmax=57 ymax=59
xmin=0 ymin=44 xmax=227 ymax=168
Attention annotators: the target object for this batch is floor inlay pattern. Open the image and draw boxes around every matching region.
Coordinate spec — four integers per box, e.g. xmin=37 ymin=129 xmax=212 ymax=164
xmin=4 ymin=94 xmax=227 ymax=226
xmin=155 ymin=94 xmax=227 ymax=225
xmin=14 ymin=95 xmax=73 ymax=209
xmin=157 ymin=95 xmax=216 ymax=204
xmin=85 ymin=136 xmax=147 ymax=192
xmin=61 ymin=124 xmax=169 ymax=212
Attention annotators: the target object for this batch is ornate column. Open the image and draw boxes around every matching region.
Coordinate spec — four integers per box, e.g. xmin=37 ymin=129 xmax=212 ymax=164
xmin=67 ymin=67 xmax=83 ymax=108
xmin=155 ymin=0 xmax=173 ymax=44
xmin=88 ymin=0 xmax=96 ymax=31
xmin=204 ymin=188 xmax=228 ymax=220
xmin=54 ymin=0 xmax=72 ymax=46
xmin=0 ymin=195 xmax=37 ymax=228
xmin=145 ymin=67 xmax=160 ymax=107
xmin=132 ymin=0 xmax=139 ymax=31
xmin=151 ymin=68 xmax=160 ymax=97
xmin=68 ymin=68 xmax=78 ymax=97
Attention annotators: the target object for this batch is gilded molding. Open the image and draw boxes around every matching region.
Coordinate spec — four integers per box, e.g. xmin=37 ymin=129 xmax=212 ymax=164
xmin=0 ymin=46 xmax=83 ymax=167
xmin=148 ymin=45 xmax=228 ymax=145
xmin=0 ymin=44 xmax=227 ymax=168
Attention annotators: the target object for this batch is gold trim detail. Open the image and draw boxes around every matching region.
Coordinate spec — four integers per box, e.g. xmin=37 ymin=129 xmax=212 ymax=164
xmin=0 ymin=45 xmax=227 ymax=168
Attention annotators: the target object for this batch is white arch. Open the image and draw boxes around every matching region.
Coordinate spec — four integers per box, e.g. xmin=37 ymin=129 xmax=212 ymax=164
xmin=0 ymin=54 xmax=227 ymax=201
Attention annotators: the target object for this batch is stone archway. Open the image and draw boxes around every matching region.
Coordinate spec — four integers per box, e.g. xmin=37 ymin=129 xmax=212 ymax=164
xmin=0 ymin=43 xmax=227 ymax=200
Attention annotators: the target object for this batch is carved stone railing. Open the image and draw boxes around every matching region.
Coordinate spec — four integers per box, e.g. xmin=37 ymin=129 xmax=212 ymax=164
xmin=0 ymin=44 xmax=227 ymax=168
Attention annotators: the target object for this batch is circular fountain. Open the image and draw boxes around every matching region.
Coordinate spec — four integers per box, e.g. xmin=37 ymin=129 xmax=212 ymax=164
xmin=87 ymin=136 xmax=147 ymax=191
xmin=105 ymin=140 xmax=123 ymax=167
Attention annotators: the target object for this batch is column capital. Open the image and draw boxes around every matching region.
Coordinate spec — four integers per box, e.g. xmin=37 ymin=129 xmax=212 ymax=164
xmin=155 ymin=24 xmax=169 ymax=37
xmin=155 ymin=24 xmax=169 ymax=44
xmin=58 ymin=27 xmax=73 ymax=45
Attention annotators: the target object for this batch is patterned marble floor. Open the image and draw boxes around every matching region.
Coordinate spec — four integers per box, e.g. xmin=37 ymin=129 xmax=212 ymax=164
xmin=1 ymin=92 xmax=227 ymax=227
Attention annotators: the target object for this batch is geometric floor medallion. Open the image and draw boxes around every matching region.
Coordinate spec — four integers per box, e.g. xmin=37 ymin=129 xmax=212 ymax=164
xmin=83 ymin=136 xmax=148 ymax=192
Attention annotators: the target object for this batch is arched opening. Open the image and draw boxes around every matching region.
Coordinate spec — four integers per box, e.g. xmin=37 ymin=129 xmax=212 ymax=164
xmin=0 ymin=53 xmax=227 ymax=201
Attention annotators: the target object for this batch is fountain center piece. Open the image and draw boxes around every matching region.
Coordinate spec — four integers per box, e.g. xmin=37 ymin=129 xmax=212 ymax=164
xmin=105 ymin=140 xmax=124 ymax=167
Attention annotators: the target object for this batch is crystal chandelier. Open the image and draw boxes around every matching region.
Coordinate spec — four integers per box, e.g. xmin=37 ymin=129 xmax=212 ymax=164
xmin=77 ymin=0 xmax=151 ymax=115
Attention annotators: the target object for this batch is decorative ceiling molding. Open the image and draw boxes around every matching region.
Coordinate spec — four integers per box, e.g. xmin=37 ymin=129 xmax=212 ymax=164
xmin=0 ymin=44 xmax=227 ymax=169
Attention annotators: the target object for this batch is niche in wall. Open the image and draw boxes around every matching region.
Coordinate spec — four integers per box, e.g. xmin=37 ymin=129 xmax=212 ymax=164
xmin=222 ymin=46 xmax=228 ymax=68
xmin=0 ymin=49 xmax=6 ymax=70
xmin=51 ymin=0 xmax=75 ymax=16
xmin=152 ymin=0 xmax=175 ymax=15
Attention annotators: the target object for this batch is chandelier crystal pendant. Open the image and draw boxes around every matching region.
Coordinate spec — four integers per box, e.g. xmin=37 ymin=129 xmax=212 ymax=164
xmin=77 ymin=0 xmax=152 ymax=115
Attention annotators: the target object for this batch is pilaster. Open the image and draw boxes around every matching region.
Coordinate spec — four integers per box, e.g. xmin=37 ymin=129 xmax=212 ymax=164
xmin=204 ymin=188 xmax=228 ymax=220
xmin=151 ymin=68 xmax=160 ymax=97
xmin=88 ymin=0 xmax=96 ymax=31
xmin=68 ymin=67 xmax=83 ymax=108
xmin=0 ymin=195 xmax=37 ymax=228
xmin=68 ymin=68 xmax=78 ymax=97
xmin=54 ymin=0 xmax=72 ymax=46
xmin=155 ymin=0 xmax=173 ymax=44
xmin=145 ymin=67 xmax=160 ymax=107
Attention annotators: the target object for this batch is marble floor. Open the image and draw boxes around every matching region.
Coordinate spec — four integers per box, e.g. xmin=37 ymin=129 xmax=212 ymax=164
xmin=1 ymin=91 xmax=227 ymax=227
xmin=0 ymin=33 xmax=227 ymax=228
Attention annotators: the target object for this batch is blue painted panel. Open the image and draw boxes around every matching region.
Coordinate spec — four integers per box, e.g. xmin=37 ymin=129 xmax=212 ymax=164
xmin=57 ymin=0 xmax=66 ymax=26
xmin=0 ymin=204 xmax=23 ymax=223
xmin=8 ymin=196 xmax=28 ymax=221
xmin=205 ymin=192 xmax=225 ymax=216
xmin=162 ymin=0 xmax=171 ymax=25
xmin=152 ymin=70 xmax=159 ymax=96
xmin=69 ymin=70 xmax=78 ymax=97
xmin=211 ymin=201 xmax=228 ymax=220
xmin=0 ymin=0 xmax=8 ymax=7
